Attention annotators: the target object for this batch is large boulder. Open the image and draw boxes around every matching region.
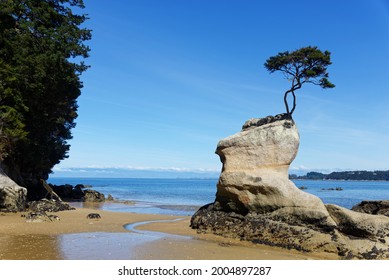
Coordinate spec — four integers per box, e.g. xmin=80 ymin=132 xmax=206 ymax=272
xmin=191 ymin=115 xmax=389 ymax=259
xmin=83 ymin=189 xmax=105 ymax=202
xmin=214 ymin=115 xmax=335 ymax=228
xmin=51 ymin=183 xmax=105 ymax=202
xmin=50 ymin=184 xmax=74 ymax=199
xmin=0 ymin=168 xmax=27 ymax=212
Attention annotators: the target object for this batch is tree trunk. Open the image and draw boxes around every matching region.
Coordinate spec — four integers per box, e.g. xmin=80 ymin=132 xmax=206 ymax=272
xmin=284 ymin=90 xmax=291 ymax=117
xmin=290 ymin=91 xmax=297 ymax=115
xmin=41 ymin=179 xmax=62 ymax=201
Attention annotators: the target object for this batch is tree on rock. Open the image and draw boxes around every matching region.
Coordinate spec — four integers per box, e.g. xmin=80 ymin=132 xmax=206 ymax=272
xmin=264 ymin=46 xmax=335 ymax=118
xmin=0 ymin=0 xmax=91 ymax=196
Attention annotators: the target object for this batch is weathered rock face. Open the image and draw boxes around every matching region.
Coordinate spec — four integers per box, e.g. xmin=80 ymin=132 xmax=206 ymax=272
xmin=214 ymin=117 xmax=335 ymax=228
xmin=191 ymin=115 xmax=389 ymax=259
xmin=191 ymin=203 xmax=389 ymax=259
xmin=326 ymin=204 xmax=389 ymax=239
xmin=0 ymin=168 xmax=27 ymax=212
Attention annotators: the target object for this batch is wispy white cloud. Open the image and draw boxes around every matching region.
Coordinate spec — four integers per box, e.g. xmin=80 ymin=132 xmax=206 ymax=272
xmin=289 ymin=165 xmax=350 ymax=175
xmin=51 ymin=165 xmax=220 ymax=178
xmin=77 ymin=165 xmax=220 ymax=173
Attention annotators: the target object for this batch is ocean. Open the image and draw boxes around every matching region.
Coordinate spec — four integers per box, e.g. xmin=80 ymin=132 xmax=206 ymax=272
xmin=48 ymin=177 xmax=389 ymax=216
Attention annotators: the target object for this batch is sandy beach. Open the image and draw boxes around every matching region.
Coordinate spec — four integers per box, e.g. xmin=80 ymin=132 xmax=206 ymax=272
xmin=0 ymin=206 xmax=340 ymax=260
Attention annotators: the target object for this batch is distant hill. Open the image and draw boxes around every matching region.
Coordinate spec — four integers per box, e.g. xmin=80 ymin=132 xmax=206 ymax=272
xmin=290 ymin=170 xmax=389 ymax=181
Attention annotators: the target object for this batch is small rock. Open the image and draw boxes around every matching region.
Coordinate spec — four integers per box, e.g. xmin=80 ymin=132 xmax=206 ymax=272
xmin=48 ymin=214 xmax=60 ymax=221
xmin=25 ymin=211 xmax=47 ymax=223
xmin=87 ymin=213 xmax=101 ymax=219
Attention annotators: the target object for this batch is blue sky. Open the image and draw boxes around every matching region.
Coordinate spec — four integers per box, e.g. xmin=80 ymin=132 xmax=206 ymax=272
xmin=52 ymin=0 xmax=389 ymax=178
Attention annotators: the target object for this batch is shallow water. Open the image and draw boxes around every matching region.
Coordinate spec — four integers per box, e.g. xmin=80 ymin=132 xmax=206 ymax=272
xmin=293 ymin=180 xmax=389 ymax=209
xmin=59 ymin=232 xmax=157 ymax=259
xmin=49 ymin=178 xmax=389 ymax=215
xmin=59 ymin=219 xmax=189 ymax=260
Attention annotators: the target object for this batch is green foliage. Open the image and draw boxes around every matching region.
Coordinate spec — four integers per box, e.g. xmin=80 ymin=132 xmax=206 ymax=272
xmin=295 ymin=171 xmax=389 ymax=181
xmin=0 ymin=105 xmax=27 ymax=160
xmin=264 ymin=46 xmax=335 ymax=116
xmin=305 ymin=172 xmax=326 ymax=180
xmin=0 ymin=0 xmax=91 ymax=186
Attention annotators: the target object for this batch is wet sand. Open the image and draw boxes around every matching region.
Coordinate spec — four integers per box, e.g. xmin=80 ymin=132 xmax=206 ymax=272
xmin=134 ymin=218 xmax=338 ymax=260
xmin=0 ymin=208 xmax=339 ymax=260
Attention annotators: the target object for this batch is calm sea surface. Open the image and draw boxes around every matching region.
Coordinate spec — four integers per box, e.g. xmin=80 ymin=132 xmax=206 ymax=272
xmin=48 ymin=178 xmax=389 ymax=216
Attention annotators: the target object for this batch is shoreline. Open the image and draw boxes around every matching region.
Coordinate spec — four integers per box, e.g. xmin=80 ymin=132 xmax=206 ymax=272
xmin=0 ymin=206 xmax=339 ymax=260
xmin=292 ymin=178 xmax=389 ymax=182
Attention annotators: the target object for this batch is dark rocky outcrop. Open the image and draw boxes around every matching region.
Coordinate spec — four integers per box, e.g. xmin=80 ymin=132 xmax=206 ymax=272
xmin=22 ymin=199 xmax=73 ymax=223
xmin=321 ymin=187 xmax=343 ymax=191
xmin=351 ymin=200 xmax=389 ymax=217
xmin=83 ymin=189 xmax=105 ymax=202
xmin=51 ymin=184 xmax=74 ymax=199
xmin=25 ymin=211 xmax=61 ymax=223
xmin=27 ymin=198 xmax=75 ymax=212
xmin=191 ymin=203 xmax=338 ymax=253
xmin=51 ymin=184 xmax=105 ymax=202
xmin=242 ymin=113 xmax=290 ymax=131
xmin=1 ymin=164 xmax=105 ymax=212
xmin=72 ymin=184 xmax=85 ymax=199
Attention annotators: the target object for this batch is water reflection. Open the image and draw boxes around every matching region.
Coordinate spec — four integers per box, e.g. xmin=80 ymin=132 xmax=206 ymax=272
xmin=0 ymin=218 xmax=188 ymax=260
xmin=68 ymin=201 xmax=105 ymax=210
xmin=59 ymin=219 xmax=187 ymax=260
xmin=68 ymin=200 xmax=199 ymax=216
xmin=59 ymin=232 xmax=161 ymax=259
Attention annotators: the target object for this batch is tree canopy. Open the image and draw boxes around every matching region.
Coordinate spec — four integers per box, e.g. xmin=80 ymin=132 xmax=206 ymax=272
xmin=292 ymin=170 xmax=389 ymax=181
xmin=264 ymin=46 xmax=335 ymax=117
xmin=0 ymin=0 xmax=91 ymax=194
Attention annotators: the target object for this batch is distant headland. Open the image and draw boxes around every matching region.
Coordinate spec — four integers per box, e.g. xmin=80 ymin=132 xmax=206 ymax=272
xmin=290 ymin=170 xmax=389 ymax=181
